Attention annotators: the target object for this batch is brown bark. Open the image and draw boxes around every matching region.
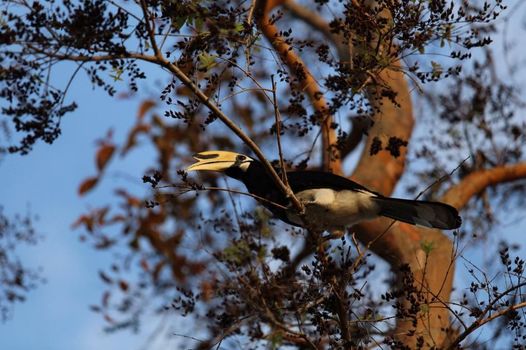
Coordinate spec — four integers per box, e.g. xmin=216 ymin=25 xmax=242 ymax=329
xmin=348 ymin=64 xmax=457 ymax=347
xmin=441 ymin=162 xmax=526 ymax=210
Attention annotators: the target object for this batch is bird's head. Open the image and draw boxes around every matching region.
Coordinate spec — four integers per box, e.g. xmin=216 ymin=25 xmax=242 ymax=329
xmin=186 ymin=151 xmax=254 ymax=177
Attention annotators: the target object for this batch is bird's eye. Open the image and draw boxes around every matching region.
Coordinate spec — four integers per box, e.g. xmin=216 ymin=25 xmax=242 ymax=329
xmin=236 ymin=155 xmax=246 ymax=161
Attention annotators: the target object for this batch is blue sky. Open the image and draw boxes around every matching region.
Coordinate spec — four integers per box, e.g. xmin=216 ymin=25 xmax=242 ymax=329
xmin=0 ymin=65 xmax=177 ymax=349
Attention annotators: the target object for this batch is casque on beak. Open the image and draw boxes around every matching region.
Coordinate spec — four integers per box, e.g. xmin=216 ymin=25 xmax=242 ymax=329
xmin=186 ymin=151 xmax=243 ymax=172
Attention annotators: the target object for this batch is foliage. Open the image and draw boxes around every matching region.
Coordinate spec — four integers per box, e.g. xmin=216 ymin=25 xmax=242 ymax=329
xmin=2 ymin=0 xmax=526 ymax=349
xmin=0 ymin=206 xmax=42 ymax=321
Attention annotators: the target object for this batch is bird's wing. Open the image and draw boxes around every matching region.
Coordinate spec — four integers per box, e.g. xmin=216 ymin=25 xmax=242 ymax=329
xmin=285 ymin=170 xmax=380 ymax=195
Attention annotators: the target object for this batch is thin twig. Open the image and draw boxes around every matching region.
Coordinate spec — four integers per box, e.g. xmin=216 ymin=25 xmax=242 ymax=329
xmin=216 ymin=56 xmax=274 ymax=104
xmin=161 ymin=184 xmax=290 ymax=210
xmin=156 ymin=56 xmax=305 ymax=213
xmin=139 ymin=0 xmax=160 ymax=56
xmin=415 ymin=156 xmax=470 ymax=201
xmin=165 ymin=184 xmax=290 ymax=210
xmin=257 ymin=0 xmax=339 ymax=172
xmin=246 ymin=0 xmax=258 ymax=25
xmin=348 ymin=220 xmax=397 ymax=274
xmin=411 ymin=275 xmax=469 ymax=331
xmin=271 ymin=75 xmax=290 ymax=188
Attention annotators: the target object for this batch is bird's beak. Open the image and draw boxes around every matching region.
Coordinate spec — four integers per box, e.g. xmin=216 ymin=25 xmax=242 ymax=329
xmin=186 ymin=151 xmax=239 ymax=172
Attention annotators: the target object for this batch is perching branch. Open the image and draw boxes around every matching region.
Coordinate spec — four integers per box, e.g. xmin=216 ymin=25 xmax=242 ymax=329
xmin=154 ymin=56 xmax=305 ymax=212
xmin=271 ymin=75 xmax=290 ymax=189
xmin=163 ymin=184 xmax=289 ymax=210
xmin=27 ymin=48 xmax=306 ymax=214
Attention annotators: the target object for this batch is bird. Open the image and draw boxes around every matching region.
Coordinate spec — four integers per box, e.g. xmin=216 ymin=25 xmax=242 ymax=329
xmin=186 ymin=150 xmax=461 ymax=232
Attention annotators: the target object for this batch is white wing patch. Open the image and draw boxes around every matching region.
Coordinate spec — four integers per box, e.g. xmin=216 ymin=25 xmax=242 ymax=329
xmin=286 ymin=189 xmax=381 ymax=230
xmin=295 ymin=188 xmax=336 ymax=206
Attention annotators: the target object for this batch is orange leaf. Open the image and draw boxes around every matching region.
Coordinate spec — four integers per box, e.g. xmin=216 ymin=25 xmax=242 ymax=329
xmin=71 ymin=214 xmax=94 ymax=232
xmin=96 ymin=144 xmax=115 ymax=172
xmin=103 ymin=314 xmax=115 ymax=324
xmin=78 ymin=176 xmax=99 ymax=196
xmin=137 ymin=99 xmax=156 ymax=120
xmin=140 ymin=259 xmax=150 ymax=272
xmin=200 ymin=280 xmax=214 ymax=302
xmin=118 ymin=280 xmax=129 ymax=292
xmin=121 ymin=123 xmax=150 ymax=156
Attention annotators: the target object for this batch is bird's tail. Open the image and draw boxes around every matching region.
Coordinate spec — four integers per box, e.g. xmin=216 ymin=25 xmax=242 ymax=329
xmin=372 ymin=197 xmax=461 ymax=230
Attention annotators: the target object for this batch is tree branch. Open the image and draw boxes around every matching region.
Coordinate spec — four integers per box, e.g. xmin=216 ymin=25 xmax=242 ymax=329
xmin=139 ymin=0 xmax=160 ymax=56
xmin=28 ymin=47 xmax=305 ymax=214
xmin=283 ymin=0 xmax=350 ymax=66
xmin=153 ymin=56 xmax=305 ymax=213
xmin=441 ymin=162 xmax=526 ymax=210
xmin=257 ymin=0 xmax=340 ymax=173
xmin=447 ymin=300 xmax=526 ymax=350
xmin=282 ymin=0 xmax=333 ymax=42
xmin=339 ymin=116 xmax=374 ymax=159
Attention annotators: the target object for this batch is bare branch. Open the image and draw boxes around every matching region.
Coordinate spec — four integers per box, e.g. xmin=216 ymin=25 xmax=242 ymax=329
xmin=283 ymin=0 xmax=333 ymax=43
xmin=271 ymin=75 xmax=289 ymax=188
xmin=447 ymin=300 xmax=526 ymax=350
xmin=162 ymin=184 xmax=289 ymax=210
xmin=139 ymin=0 xmax=160 ymax=57
xmin=441 ymin=162 xmax=526 ymax=210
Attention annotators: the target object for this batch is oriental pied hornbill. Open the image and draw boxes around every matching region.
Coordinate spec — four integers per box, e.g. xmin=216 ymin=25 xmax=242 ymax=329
xmin=186 ymin=151 xmax=461 ymax=231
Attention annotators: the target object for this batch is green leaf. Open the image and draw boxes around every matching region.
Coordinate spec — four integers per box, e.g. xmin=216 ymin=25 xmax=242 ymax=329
xmin=268 ymin=331 xmax=283 ymax=350
xmin=255 ymin=207 xmax=273 ymax=237
xmin=109 ymin=67 xmax=124 ymax=82
xmin=198 ymin=53 xmax=217 ymax=71
xmin=234 ymin=22 xmax=244 ymax=33
xmin=420 ymin=240 xmax=435 ymax=255
xmin=420 ymin=303 xmax=430 ymax=314
xmin=223 ymin=241 xmax=251 ymax=264
xmin=173 ymin=16 xmax=188 ymax=30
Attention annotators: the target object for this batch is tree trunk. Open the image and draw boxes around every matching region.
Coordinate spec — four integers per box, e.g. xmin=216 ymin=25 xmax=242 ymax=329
xmin=351 ymin=64 xmax=455 ymax=348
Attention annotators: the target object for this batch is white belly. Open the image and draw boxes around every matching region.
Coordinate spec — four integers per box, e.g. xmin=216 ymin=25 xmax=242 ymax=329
xmin=286 ymin=189 xmax=381 ymax=230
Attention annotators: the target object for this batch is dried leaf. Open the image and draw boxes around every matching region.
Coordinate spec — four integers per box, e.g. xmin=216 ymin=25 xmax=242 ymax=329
xmin=121 ymin=123 xmax=150 ymax=156
xmin=200 ymin=280 xmax=214 ymax=302
xmin=107 ymin=214 xmax=126 ymax=224
xmin=96 ymin=144 xmax=115 ymax=171
xmin=140 ymin=259 xmax=149 ymax=272
xmin=78 ymin=176 xmax=99 ymax=196
xmin=152 ymin=261 xmax=166 ymax=283
xmin=71 ymin=214 xmax=94 ymax=232
xmin=137 ymin=99 xmax=156 ymax=120
xmin=103 ymin=314 xmax=115 ymax=324
xmin=118 ymin=280 xmax=129 ymax=292
xmin=115 ymin=188 xmax=141 ymax=207
xmin=96 ymin=206 xmax=110 ymax=225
